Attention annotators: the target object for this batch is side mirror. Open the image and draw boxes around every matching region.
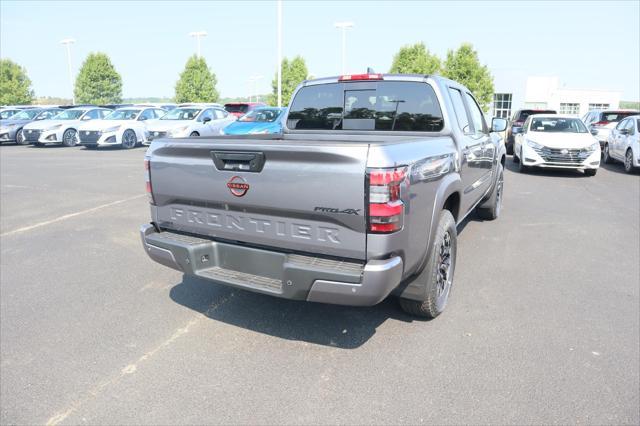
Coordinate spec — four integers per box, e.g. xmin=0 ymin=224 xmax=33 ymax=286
xmin=491 ymin=117 xmax=507 ymax=133
xmin=590 ymin=129 xmax=598 ymax=135
xmin=203 ymin=117 xmax=212 ymax=123
xmin=82 ymin=116 xmax=91 ymax=121
xmin=619 ymin=128 xmax=629 ymax=135
xmin=139 ymin=116 xmax=147 ymax=121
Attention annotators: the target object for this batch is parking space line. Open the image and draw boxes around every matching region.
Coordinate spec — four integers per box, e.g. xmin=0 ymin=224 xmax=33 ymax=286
xmin=1 ymin=194 xmax=146 ymax=237
xmin=44 ymin=293 xmax=235 ymax=426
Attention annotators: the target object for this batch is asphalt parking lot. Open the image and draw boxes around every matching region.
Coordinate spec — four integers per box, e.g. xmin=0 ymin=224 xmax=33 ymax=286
xmin=1 ymin=144 xmax=638 ymax=425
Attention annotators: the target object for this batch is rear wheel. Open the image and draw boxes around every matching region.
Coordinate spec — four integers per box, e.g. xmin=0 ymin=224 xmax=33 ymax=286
xmin=121 ymin=129 xmax=137 ymax=149
xmin=624 ymin=149 xmax=635 ymax=173
xmin=477 ymin=163 xmax=504 ymax=220
xmin=399 ymin=209 xmax=457 ymax=319
xmin=16 ymin=129 xmax=28 ymax=145
xmin=603 ymin=144 xmax=613 ymax=164
xmin=62 ymin=129 xmax=76 ymax=147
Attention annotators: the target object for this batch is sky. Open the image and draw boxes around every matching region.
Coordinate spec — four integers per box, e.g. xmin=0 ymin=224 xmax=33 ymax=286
xmin=1 ymin=0 xmax=639 ymax=100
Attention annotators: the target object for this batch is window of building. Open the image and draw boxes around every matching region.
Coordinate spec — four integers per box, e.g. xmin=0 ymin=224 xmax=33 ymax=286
xmin=559 ymin=103 xmax=580 ymax=115
xmin=492 ymin=93 xmax=512 ymax=118
xmin=588 ymin=103 xmax=610 ymax=111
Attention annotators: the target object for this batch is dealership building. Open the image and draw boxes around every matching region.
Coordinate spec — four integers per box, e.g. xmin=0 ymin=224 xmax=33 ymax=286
xmin=488 ymin=73 xmax=622 ymax=119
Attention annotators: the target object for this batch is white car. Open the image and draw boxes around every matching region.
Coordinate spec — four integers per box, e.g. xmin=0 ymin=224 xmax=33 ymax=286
xmin=604 ymin=115 xmax=640 ymax=173
xmin=76 ymin=107 xmax=167 ymax=149
xmin=22 ymin=107 xmax=112 ymax=147
xmin=144 ymin=106 xmax=235 ymax=144
xmin=582 ymin=109 xmax=639 ymax=150
xmin=514 ymin=114 xmax=600 ymax=176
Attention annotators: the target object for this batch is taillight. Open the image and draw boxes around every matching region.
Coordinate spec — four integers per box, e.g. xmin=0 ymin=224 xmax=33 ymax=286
xmin=592 ymin=121 xmax=609 ymax=127
xmin=144 ymin=158 xmax=154 ymax=204
xmin=339 ymin=73 xmax=383 ymax=81
xmin=367 ymin=166 xmax=407 ymax=234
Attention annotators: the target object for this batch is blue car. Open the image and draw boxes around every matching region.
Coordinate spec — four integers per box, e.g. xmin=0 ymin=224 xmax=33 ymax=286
xmin=221 ymin=107 xmax=287 ymax=135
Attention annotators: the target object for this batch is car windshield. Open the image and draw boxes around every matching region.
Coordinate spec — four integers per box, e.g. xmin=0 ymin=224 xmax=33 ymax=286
xmin=225 ymin=104 xmax=249 ymax=113
xmin=238 ymin=108 xmax=282 ymax=123
xmin=601 ymin=112 xmax=637 ymax=122
xmin=161 ymin=108 xmax=201 ymax=120
xmin=53 ymin=109 xmax=86 ymax=120
xmin=1 ymin=110 xmax=20 ymax=119
xmin=518 ymin=110 xmax=556 ymax=121
xmin=530 ymin=117 xmax=588 ymax=133
xmin=9 ymin=109 xmax=41 ymax=120
xmin=288 ymin=81 xmax=444 ymax=131
xmin=105 ymin=109 xmax=141 ymax=120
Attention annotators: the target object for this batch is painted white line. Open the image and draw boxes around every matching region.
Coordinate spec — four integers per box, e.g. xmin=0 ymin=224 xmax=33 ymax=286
xmin=45 ymin=293 xmax=234 ymax=426
xmin=1 ymin=194 xmax=146 ymax=237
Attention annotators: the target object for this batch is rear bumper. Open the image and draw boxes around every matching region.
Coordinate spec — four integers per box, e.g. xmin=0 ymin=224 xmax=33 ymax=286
xmin=140 ymin=224 xmax=403 ymax=306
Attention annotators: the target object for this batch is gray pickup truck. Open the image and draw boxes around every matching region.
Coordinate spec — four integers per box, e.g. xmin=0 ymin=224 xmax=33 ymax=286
xmin=140 ymin=73 xmax=507 ymax=318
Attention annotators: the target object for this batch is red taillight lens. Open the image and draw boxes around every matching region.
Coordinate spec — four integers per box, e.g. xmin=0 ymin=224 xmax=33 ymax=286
xmin=144 ymin=158 xmax=154 ymax=204
xmin=368 ymin=167 xmax=407 ymax=234
xmin=339 ymin=73 xmax=383 ymax=81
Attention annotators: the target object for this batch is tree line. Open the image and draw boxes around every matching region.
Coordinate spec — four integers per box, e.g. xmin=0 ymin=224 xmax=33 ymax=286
xmin=1 ymin=42 xmax=494 ymax=111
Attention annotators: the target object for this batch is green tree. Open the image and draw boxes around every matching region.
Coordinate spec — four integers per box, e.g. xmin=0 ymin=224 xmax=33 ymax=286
xmin=174 ymin=55 xmax=219 ymax=103
xmin=74 ymin=52 xmax=122 ymax=104
xmin=389 ymin=42 xmax=441 ymax=75
xmin=442 ymin=43 xmax=494 ymax=112
xmin=268 ymin=56 xmax=308 ymax=106
xmin=0 ymin=59 xmax=34 ymax=105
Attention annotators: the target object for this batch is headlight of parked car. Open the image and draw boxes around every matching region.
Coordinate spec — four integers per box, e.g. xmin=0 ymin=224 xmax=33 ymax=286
xmin=584 ymin=142 xmax=599 ymax=152
xmin=169 ymin=126 xmax=188 ymax=136
xmin=526 ymin=140 xmax=544 ymax=149
xmin=103 ymin=126 xmax=120 ymax=133
xmin=46 ymin=124 xmax=62 ymax=131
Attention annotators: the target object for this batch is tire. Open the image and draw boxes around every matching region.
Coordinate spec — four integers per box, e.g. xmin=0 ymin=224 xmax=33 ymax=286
xmin=121 ymin=129 xmax=137 ymax=149
xmin=477 ymin=163 xmax=504 ymax=220
xmin=624 ymin=149 xmax=635 ymax=174
xmin=506 ymin=141 xmax=513 ymax=155
xmin=512 ymin=149 xmax=520 ymax=164
xmin=16 ymin=128 xmax=28 ymax=145
xmin=517 ymin=148 xmax=528 ymax=173
xmin=584 ymin=169 xmax=597 ymax=177
xmin=399 ymin=209 xmax=457 ymax=319
xmin=190 ymin=131 xmax=200 ymax=137
xmin=62 ymin=129 xmax=77 ymax=147
xmin=603 ymin=144 xmax=613 ymax=164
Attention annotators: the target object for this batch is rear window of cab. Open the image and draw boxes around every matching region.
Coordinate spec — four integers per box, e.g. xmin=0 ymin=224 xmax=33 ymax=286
xmin=287 ymin=81 xmax=444 ymax=132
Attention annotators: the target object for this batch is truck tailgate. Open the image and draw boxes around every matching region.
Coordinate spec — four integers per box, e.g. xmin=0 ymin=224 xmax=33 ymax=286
xmin=149 ymin=139 xmax=369 ymax=260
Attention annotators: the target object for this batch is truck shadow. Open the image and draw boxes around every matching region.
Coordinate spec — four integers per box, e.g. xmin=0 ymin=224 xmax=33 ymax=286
xmin=169 ymin=275 xmax=420 ymax=349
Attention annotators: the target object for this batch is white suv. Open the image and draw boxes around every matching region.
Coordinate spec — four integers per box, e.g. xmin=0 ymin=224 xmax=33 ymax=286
xmin=604 ymin=115 xmax=640 ymax=173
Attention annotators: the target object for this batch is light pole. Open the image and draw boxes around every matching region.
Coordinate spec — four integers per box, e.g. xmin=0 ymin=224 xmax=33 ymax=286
xmin=60 ymin=38 xmax=76 ymax=104
xmin=277 ymin=0 xmax=282 ymax=107
xmin=334 ymin=21 xmax=354 ymax=75
xmin=248 ymin=75 xmax=263 ymax=102
xmin=188 ymin=31 xmax=207 ymax=58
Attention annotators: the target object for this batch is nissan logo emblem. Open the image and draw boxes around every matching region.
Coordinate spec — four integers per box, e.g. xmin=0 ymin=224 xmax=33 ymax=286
xmin=226 ymin=176 xmax=249 ymax=197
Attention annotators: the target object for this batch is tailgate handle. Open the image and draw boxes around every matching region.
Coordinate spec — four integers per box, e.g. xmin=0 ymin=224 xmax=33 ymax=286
xmin=211 ymin=151 xmax=265 ymax=173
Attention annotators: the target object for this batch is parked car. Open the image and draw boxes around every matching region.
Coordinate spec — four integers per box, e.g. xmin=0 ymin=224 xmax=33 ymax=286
xmin=137 ymin=103 xmax=176 ymax=111
xmin=0 ymin=108 xmax=22 ymax=120
xmin=220 ymin=107 xmax=287 ymax=135
xmin=603 ymin=115 xmax=640 ymax=173
xmin=22 ymin=107 xmax=112 ymax=147
xmin=145 ymin=106 xmax=236 ymax=143
xmin=77 ymin=107 xmax=167 ymax=149
xmin=100 ymin=103 xmax=134 ymax=110
xmin=513 ymin=114 xmax=600 ymax=176
xmin=582 ymin=109 xmax=639 ymax=150
xmin=0 ymin=107 xmax=62 ymax=144
xmin=141 ymin=73 xmax=508 ymax=319
xmin=506 ymin=109 xmax=556 ymax=154
xmin=224 ymin=102 xmax=266 ymax=118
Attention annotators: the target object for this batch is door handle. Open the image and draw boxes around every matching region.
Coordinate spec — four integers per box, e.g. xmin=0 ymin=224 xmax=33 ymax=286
xmin=211 ymin=151 xmax=265 ymax=172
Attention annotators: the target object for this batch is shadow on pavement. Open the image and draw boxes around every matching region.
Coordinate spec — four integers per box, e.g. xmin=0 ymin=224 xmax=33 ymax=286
xmin=600 ymin=161 xmax=639 ymax=175
xmin=170 ymin=275 xmax=420 ymax=349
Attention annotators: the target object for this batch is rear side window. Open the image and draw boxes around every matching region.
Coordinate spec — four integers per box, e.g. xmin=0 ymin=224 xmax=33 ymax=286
xmin=448 ymin=88 xmax=471 ymax=133
xmin=287 ymin=81 xmax=444 ymax=132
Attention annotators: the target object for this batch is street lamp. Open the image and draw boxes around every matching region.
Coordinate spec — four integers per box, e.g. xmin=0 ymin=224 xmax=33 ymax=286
xmin=60 ymin=38 xmax=75 ymax=104
xmin=248 ymin=75 xmax=264 ymax=102
xmin=277 ymin=0 xmax=282 ymax=107
xmin=188 ymin=31 xmax=208 ymax=58
xmin=334 ymin=21 xmax=354 ymax=75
